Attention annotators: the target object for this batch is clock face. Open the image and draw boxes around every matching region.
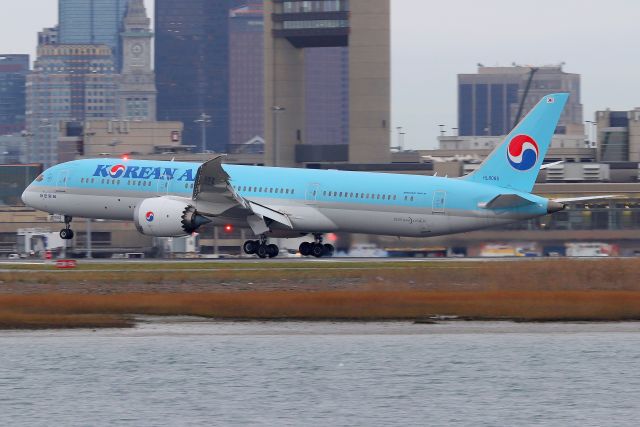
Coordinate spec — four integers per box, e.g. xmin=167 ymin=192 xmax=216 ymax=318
xmin=131 ymin=43 xmax=143 ymax=56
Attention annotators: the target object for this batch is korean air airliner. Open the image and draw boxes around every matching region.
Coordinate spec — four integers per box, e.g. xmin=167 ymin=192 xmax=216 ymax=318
xmin=21 ymin=93 xmax=611 ymax=258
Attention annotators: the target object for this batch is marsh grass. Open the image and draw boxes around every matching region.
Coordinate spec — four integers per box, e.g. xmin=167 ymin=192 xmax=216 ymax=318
xmin=2 ymin=259 xmax=640 ymax=328
xmin=1 ymin=290 xmax=640 ymax=329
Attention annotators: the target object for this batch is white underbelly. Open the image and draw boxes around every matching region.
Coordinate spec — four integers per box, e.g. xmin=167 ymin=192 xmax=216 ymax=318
xmin=49 ymin=192 xmax=139 ymax=220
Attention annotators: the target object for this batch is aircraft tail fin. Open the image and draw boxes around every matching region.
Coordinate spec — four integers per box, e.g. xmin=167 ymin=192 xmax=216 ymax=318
xmin=461 ymin=93 xmax=569 ymax=193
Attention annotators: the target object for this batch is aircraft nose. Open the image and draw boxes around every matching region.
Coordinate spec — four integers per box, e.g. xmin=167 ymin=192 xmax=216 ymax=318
xmin=21 ymin=186 xmax=32 ymax=206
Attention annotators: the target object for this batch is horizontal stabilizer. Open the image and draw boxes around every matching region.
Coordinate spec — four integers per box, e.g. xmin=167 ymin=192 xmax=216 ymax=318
xmin=480 ymin=194 xmax=536 ymax=209
xmin=540 ymin=161 xmax=564 ymax=170
xmin=552 ymin=195 xmax=620 ymax=203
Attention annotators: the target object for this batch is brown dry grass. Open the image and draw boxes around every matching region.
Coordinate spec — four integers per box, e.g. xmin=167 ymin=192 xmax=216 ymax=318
xmin=1 ymin=290 xmax=640 ymax=328
xmin=3 ymin=259 xmax=640 ymax=328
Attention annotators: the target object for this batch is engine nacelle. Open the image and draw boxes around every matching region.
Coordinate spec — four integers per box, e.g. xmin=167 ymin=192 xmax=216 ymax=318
xmin=134 ymin=197 xmax=211 ymax=237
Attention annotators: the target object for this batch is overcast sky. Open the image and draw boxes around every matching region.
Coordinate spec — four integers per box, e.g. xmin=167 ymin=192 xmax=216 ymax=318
xmin=2 ymin=0 xmax=640 ymax=149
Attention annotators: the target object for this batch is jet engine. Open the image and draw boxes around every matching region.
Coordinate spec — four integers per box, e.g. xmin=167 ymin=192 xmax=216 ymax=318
xmin=134 ymin=197 xmax=211 ymax=237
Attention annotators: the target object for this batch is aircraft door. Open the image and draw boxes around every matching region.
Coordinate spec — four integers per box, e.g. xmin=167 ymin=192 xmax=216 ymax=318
xmin=55 ymin=170 xmax=69 ymax=190
xmin=432 ymin=190 xmax=446 ymax=214
xmin=157 ymin=173 xmax=171 ymax=195
xmin=305 ymin=183 xmax=320 ymax=204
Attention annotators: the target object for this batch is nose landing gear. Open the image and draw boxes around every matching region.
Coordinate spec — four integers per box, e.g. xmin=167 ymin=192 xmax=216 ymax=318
xmin=299 ymin=234 xmax=334 ymax=258
xmin=59 ymin=215 xmax=75 ymax=240
xmin=243 ymin=235 xmax=279 ymax=259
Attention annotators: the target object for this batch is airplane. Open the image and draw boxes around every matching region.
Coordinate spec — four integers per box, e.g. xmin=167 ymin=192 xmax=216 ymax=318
xmin=21 ymin=93 xmax=613 ymax=259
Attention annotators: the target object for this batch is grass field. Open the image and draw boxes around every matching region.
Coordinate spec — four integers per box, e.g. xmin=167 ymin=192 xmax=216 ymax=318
xmin=1 ymin=259 xmax=639 ymax=328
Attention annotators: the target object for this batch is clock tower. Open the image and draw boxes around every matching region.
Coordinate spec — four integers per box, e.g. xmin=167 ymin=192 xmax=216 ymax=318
xmin=118 ymin=0 xmax=157 ymax=120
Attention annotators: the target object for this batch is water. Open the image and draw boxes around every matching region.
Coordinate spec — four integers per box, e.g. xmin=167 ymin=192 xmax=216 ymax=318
xmin=1 ymin=320 xmax=640 ymax=426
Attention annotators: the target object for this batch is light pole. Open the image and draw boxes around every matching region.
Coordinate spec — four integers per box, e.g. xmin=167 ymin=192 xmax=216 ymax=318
xmin=585 ymin=120 xmax=597 ymax=147
xmin=86 ymin=218 xmax=92 ymax=259
xmin=194 ymin=113 xmax=211 ymax=154
xmin=20 ymin=130 xmax=33 ymax=164
xmin=395 ymin=126 xmax=403 ymax=151
xmin=272 ymin=106 xmax=285 ymax=166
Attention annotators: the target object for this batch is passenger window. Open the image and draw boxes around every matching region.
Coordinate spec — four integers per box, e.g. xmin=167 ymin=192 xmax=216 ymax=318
xmin=291 ymin=189 xmax=294 ymax=194
xmin=382 ymin=195 xmax=386 ymax=200
xmin=339 ymin=192 xmax=343 ymax=197
xmin=350 ymin=193 xmax=353 ymax=198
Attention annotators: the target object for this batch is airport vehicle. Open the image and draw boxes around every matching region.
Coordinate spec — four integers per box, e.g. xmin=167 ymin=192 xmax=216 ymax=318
xmin=21 ymin=93 xmax=613 ymax=259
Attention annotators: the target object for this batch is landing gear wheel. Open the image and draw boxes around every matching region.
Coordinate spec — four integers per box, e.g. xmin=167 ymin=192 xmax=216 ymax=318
xmin=257 ymin=244 xmax=269 ymax=259
xmin=299 ymin=242 xmax=312 ymax=256
xmin=60 ymin=215 xmax=74 ymax=240
xmin=243 ymin=240 xmax=259 ymax=255
xmin=323 ymin=244 xmax=334 ymax=257
xmin=311 ymin=243 xmax=325 ymax=258
xmin=267 ymin=244 xmax=279 ymax=258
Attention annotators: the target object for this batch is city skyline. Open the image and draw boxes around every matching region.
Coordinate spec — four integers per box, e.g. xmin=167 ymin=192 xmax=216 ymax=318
xmin=2 ymin=0 xmax=640 ymax=149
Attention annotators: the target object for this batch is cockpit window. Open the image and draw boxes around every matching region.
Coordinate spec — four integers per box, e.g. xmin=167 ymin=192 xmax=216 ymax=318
xmin=35 ymin=174 xmax=44 ymax=182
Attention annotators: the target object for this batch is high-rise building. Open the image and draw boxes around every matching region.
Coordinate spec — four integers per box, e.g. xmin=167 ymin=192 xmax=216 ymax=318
xmin=596 ymin=109 xmax=640 ymax=162
xmin=117 ymin=0 xmax=156 ymax=120
xmin=458 ymin=65 xmax=583 ymax=137
xmin=229 ymin=3 xmax=264 ymax=150
xmin=305 ymin=47 xmax=349 ymax=146
xmin=38 ymin=26 xmax=59 ymax=46
xmin=58 ymin=0 xmax=130 ymax=69
xmin=264 ymin=0 xmax=390 ymax=166
xmin=0 ymin=55 xmax=29 ymax=136
xmin=156 ymin=0 xmax=232 ymax=153
xmin=26 ymin=45 xmax=117 ymax=167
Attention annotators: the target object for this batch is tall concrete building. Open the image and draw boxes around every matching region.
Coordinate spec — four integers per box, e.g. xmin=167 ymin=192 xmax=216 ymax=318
xmin=229 ymin=3 xmax=264 ymax=150
xmin=117 ymin=0 xmax=156 ymax=120
xmin=458 ymin=65 xmax=583 ymax=137
xmin=305 ymin=47 xmax=349 ymax=146
xmin=26 ymin=45 xmax=118 ymax=167
xmin=58 ymin=0 xmax=130 ymax=70
xmin=155 ymin=0 xmax=232 ymax=153
xmin=264 ymin=0 xmax=391 ymax=166
xmin=0 ymin=55 xmax=29 ymax=136
xmin=596 ymin=109 xmax=640 ymax=162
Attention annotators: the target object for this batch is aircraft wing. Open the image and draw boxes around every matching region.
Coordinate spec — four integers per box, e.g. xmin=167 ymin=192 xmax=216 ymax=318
xmin=192 ymin=156 xmax=293 ymax=231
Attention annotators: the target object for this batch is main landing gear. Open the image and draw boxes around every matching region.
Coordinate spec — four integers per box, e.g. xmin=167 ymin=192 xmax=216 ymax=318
xmin=59 ymin=215 xmax=74 ymax=240
xmin=299 ymin=234 xmax=334 ymax=258
xmin=243 ymin=235 xmax=279 ymax=259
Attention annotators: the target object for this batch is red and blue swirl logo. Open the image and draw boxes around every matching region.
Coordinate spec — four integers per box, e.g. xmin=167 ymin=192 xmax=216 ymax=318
xmin=507 ymin=134 xmax=539 ymax=171
xmin=109 ymin=164 xmax=126 ymax=178
xmin=145 ymin=211 xmax=154 ymax=222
